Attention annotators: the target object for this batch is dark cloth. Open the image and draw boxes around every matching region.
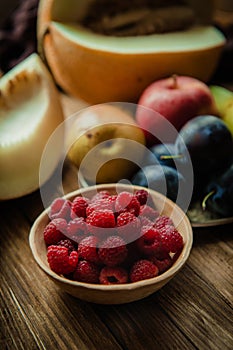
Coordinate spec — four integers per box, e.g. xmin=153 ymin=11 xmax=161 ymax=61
xmin=0 ymin=0 xmax=39 ymax=73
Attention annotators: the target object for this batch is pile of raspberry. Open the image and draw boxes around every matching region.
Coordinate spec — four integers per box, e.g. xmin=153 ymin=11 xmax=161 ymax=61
xmin=43 ymin=189 xmax=184 ymax=285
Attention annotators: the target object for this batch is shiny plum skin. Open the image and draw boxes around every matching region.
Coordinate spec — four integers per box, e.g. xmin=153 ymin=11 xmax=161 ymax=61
xmin=204 ymin=164 xmax=233 ymax=217
xmin=143 ymin=143 xmax=177 ymax=168
xmin=131 ymin=165 xmax=186 ymax=204
xmin=175 ymin=115 xmax=233 ymax=176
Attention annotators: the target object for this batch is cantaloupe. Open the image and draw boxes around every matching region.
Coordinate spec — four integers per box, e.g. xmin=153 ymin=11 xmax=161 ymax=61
xmin=37 ymin=0 xmax=226 ymax=103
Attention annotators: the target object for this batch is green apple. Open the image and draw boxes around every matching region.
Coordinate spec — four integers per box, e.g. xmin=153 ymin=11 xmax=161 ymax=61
xmin=66 ymin=104 xmax=146 ymax=184
xmin=209 ymin=85 xmax=233 ymax=114
xmin=210 ymin=85 xmax=233 ymax=134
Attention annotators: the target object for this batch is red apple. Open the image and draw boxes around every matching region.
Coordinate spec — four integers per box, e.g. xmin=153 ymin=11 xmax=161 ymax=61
xmin=136 ymin=75 xmax=218 ymax=145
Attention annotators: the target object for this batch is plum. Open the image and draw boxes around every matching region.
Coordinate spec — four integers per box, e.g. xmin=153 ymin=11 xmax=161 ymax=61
xmin=143 ymin=143 xmax=178 ymax=168
xmin=202 ymin=164 xmax=233 ymax=217
xmin=131 ymin=164 xmax=187 ymax=206
xmin=175 ymin=115 xmax=233 ymax=176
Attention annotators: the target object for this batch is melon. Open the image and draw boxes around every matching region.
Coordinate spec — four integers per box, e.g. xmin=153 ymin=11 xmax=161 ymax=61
xmin=37 ymin=0 xmax=226 ymax=103
xmin=0 ymin=53 xmax=64 ymax=200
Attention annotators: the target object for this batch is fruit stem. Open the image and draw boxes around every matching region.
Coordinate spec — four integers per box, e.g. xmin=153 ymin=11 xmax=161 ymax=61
xmin=160 ymin=154 xmax=183 ymax=160
xmin=171 ymin=74 xmax=178 ymax=89
xmin=201 ymin=190 xmax=215 ymax=211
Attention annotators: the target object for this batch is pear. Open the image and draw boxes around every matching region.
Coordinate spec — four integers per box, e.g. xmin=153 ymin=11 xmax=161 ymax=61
xmin=210 ymin=85 xmax=233 ymax=134
xmin=0 ymin=53 xmax=64 ymax=200
xmin=66 ymin=104 xmax=146 ymax=184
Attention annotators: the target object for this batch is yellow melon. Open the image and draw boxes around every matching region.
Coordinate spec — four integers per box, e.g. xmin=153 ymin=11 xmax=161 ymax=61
xmin=0 ymin=53 xmax=64 ymax=200
xmin=37 ymin=0 xmax=225 ymax=103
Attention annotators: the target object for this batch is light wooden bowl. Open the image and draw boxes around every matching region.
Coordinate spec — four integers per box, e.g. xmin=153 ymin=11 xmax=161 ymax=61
xmin=29 ymin=184 xmax=193 ymax=304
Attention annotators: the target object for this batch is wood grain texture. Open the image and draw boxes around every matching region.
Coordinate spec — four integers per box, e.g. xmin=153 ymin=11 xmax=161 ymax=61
xmin=1 ymin=162 xmax=233 ymax=350
xmin=1 ymin=92 xmax=233 ymax=349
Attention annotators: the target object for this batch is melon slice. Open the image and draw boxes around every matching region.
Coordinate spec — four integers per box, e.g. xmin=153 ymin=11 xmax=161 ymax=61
xmin=37 ymin=0 xmax=226 ymax=103
xmin=0 ymin=53 xmax=64 ymax=200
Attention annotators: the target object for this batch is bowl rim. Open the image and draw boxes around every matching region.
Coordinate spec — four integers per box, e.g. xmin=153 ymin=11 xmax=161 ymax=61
xmin=29 ymin=183 xmax=193 ymax=291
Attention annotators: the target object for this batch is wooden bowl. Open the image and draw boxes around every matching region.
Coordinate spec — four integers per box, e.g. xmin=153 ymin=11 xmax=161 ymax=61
xmin=29 ymin=184 xmax=193 ymax=304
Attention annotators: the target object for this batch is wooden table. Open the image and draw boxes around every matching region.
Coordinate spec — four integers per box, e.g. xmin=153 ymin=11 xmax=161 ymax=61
xmin=1 ymin=91 xmax=233 ymax=350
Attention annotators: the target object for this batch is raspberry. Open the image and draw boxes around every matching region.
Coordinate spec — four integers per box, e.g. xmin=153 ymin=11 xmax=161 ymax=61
xmin=127 ymin=195 xmax=141 ymax=216
xmin=155 ymin=215 xmax=174 ymax=230
xmin=172 ymin=246 xmax=183 ymax=263
xmin=117 ymin=211 xmax=135 ymax=227
xmin=115 ymin=192 xmax=140 ymax=216
xmin=140 ymin=216 xmax=154 ymax=228
xmin=70 ymin=196 xmax=89 ymax=219
xmin=66 ymin=217 xmax=87 ymax=243
xmin=47 ymin=245 xmax=79 ymax=275
xmin=43 ymin=218 xmax=67 ymax=245
xmin=91 ymin=190 xmax=111 ymax=202
xmin=56 ymin=239 xmax=77 ymax=253
xmin=98 ymin=236 xmax=128 ymax=267
xmin=137 ymin=226 xmax=162 ymax=256
xmin=86 ymin=209 xmax=115 ymax=229
xmin=150 ymin=254 xmax=173 ymax=274
xmin=121 ymin=241 xmax=142 ymax=268
xmin=86 ymin=210 xmax=116 ymax=238
xmin=159 ymin=225 xmax=184 ymax=253
xmin=78 ymin=236 xmax=102 ymax=264
xmin=130 ymin=259 xmax=159 ymax=282
xmin=135 ymin=189 xmax=149 ymax=205
xmin=108 ymin=195 xmax=117 ymax=203
xmin=117 ymin=212 xmax=141 ymax=242
xmin=86 ymin=197 xmax=114 ymax=216
xmin=49 ymin=198 xmax=71 ymax=221
xmin=73 ymin=260 xmax=100 ymax=284
xmin=139 ymin=205 xmax=159 ymax=220
xmin=99 ymin=266 xmax=128 ymax=285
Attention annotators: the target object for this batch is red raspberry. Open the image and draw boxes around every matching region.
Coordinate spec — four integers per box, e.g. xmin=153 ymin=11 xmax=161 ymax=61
xmin=86 ymin=210 xmax=116 ymax=238
xmin=43 ymin=218 xmax=67 ymax=245
xmin=91 ymin=190 xmax=111 ymax=202
xmin=155 ymin=215 xmax=174 ymax=230
xmin=150 ymin=254 xmax=173 ymax=274
xmin=115 ymin=191 xmax=140 ymax=216
xmin=47 ymin=245 xmax=79 ymax=275
xmin=108 ymin=195 xmax=117 ymax=203
xmin=73 ymin=260 xmax=100 ymax=284
xmin=66 ymin=217 xmax=87 ymax=243
xmin=117 ymin=212 xmax=141 ymax=242
xmin=49 ymin=198 xmax=71 ymax=221
xmin=86 ymin=209 xmax=115 ymax=231
xmin=99 ymin=266 xmax=128 ymax=285
xmin=137 ymin=226 xmax=162 ymax=256
xmin=86 ymin=198 xmax=114 ymax=216
xmin=139 ymin=205 xmax=159 ymax=220
xmin=140 ymin=216 xmax=154 ymax=228
xmin=70 ymin=196 xmax=89 ymax=219
xmin=56 ymin=239 xmax=77 ymax=253
xmin=130 ymin=259 xmax=159 ymax=282
xmin=159 ymin=225 xmax=184 ymax=253
xmin=78 ymin=236 xmax=102 ymax=264
xmin=117 ymin=211 xmax=135 ymax=226
xmin=98 ymin=236 xmax=128 ymax=267
xmin=121 ymin=241 xmax=142 ymax=268
xmin=135 ymin=189 xmax=149 ymax=205
xmin=127 ymin=195 xmax=141 ymax=216
xmin=172 ymin=246 xmax=183 ymax=264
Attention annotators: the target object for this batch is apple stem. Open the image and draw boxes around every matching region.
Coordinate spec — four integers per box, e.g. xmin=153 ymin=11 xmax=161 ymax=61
xmin=201 ymin=190 xmax=215 ymax=211
xmin=171 ymin=74 xmax=178 ymax=89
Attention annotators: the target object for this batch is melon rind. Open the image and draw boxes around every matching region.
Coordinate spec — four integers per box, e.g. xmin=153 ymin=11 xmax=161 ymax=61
xmin=0 ymin=53 xmax=64 ymax=200
xmin=38 ymin=0 xmax=226 ymax=103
